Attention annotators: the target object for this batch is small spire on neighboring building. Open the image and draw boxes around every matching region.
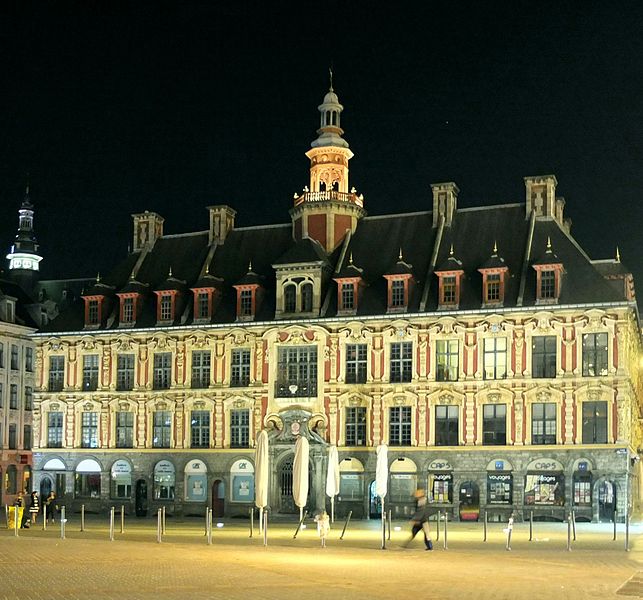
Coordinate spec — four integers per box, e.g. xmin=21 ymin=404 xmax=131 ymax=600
xmin=168 ymin=266 xmax=173 ymax=278
xmin=616 ymin=246 xmax=621 ymax=263
xmin=349 ymin=252 xmax=354 ymax=265
xmin=96 ymin=272 xmax=101 ymax=283
xmin=449 ymin=244 xmax=454 ymax=256
xmin=399 ymin=247 xmax=403 ymax=261
xmin=546 ymin=236 xmax=552 ymax=252
xmin=493 ymin=240 xmax=498 ymax=254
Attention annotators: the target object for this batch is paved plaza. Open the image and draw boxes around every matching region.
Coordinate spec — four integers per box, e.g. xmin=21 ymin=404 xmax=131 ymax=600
xmin=0 ymin=513 xmax=641 ymax=600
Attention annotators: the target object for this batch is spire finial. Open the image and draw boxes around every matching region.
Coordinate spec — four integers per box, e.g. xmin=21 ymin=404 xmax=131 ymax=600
xmin=399 ymin=247 xmax=403 ymax=261
xmin=493 ymin=240 xmax=498 ymax=254
xmin=96 ymin=272 xmax=101 ymax=283
xmin=349 ymin=252 xmax=353 ymax=265
xmin=449 ymin=244 xmax=454 ymax=256
xmin=329 ymin=66 xmax=333 ymax=92
xmin=546 ymin=236 xmax=552 ymax=251
xmin=248 ymin=260 xmax=253 ymax=272
xmin=616 ymin=246 xmax=621 ymax=263
xmin=168 ymin=266 xmax=173 ymax=278
xmin=205 ymin=262 xmax=210 ymax=275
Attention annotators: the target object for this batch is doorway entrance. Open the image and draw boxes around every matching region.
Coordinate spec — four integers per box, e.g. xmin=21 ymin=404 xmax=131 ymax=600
xmin=458 ymin=481 xmax=480 ymax=521
xmin=369 ymin=480 xmax=382 ymax=519
xmin=40 ymin=476 xmax=53 ymax=501
xmin=279 ymin=458 xmax=296 ymax=513
xmin=135 ymin=479 xmax=148 ymax=517
xmin=598 ymin=480 xmax=617 ymax=522
xmin=212 ymin=480 xmax=225 ymax=517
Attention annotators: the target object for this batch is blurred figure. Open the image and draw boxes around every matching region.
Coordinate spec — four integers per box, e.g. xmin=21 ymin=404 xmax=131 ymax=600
xmin=45 ymin=491 xmax=58 ymax=523
xmin=315 ymin=509 xmax=330 ymax=548
xmin=405 ymin=489 xmax=433 ymax=550
xmin=29 ymin=491 xmax=40 ymax=524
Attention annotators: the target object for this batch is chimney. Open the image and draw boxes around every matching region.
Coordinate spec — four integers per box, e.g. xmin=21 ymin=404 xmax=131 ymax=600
xmin=524 ymin=175 xmax=557 ymax=218
xmin=431 ymin=182 xmax=459 ymax=227
xmin=132 ymin=211 xmax=164 ymax=252
xmin=207 ymin=205 xmax=236 ymax=245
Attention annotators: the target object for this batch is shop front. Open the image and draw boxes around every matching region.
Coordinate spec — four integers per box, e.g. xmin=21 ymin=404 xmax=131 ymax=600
xmin=389 ymin=457 xmax=417 ymax=518
xmin=337 ymin=457 xmax=365 ymax=519
xmin=571 ymin=458 xmax=593 ymax=522
xmin=485 ymin=458 xmax=513 ymax=522
xmin=427 ymin=459 xmax=453 ymax=519
xmin=524 ymin=458 xmax=565 ymax=521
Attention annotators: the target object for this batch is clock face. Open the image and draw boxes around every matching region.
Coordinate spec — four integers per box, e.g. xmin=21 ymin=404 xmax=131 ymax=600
xmin=290 ymin=422 xmax=301 ymax=435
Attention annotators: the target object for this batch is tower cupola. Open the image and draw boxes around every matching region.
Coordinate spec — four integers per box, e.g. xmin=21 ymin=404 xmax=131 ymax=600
xmin=291 ymin=73 xmax=366 ymax=252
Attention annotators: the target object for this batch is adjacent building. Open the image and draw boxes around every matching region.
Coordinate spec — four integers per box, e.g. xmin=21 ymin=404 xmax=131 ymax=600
xmin=31 ymin=84 xmax=643 ymax=522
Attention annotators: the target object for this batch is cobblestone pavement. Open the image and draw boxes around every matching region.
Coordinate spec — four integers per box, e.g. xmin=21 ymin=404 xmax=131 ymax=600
xmin=0 ymin=515 xmax=641 ymax=600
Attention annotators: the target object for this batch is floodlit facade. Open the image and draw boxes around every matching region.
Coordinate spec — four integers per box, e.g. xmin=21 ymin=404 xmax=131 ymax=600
xmin=31 ymin=84 xmax=643 ymax=522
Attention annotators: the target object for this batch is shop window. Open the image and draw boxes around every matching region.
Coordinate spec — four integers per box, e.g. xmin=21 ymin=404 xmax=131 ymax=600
xmin=345 ymin=407 xmax=366 ymax=446
xmin=48 ymin=411 xmax=64 ymax=448
xmin=483 ymin=338 xmax=507 ymax=380
xmin=75 ymin=459 xmax=102 ymax=498
xmin=429 ymin=473 xmax=453 ymax=503
xmin=573 ymin=473 xmax=592 ymax=507
xmin=153 ymin=460 xmax=175 ymax=500
xmin=82 ymin=354 xmax=99 ymax=391
xmin=230 ymin=409 xmax=250 ymax=448
xmin=390 ymin=342 xmax=412 ymax=383
xmin=435 ymin=405 xmax=459 ymax=446
xmin=230 ymin=459 xmax=254 ymax=503
xmin=389 ymin=406 xmax=412 ymax=446
xmin=436 ymin=339 xmax=458 ymax=382
xmin=275 ymin=346 xmax=317 ymax=398
xmin=345 ymin=344 xmax=367 ymax=384
xmin=49 ymin=356 xmax=65 ymax=391
xmin=532 ymin=335 xmax=557 ymax=378
xmin=191 ymin=410 xmax=210 ymax=449
xmin=339 ymin=461 xmax=364 ymax=500
xmin=582 ymin=401 xmax=608 ymax=444
xmin=153 ymin=411 xmax=172 ymax=448
xmin=81 ymin=412 xmax=99 ymax=448
xmin=191 ymin=350 xmax=211 ymax=388
xmin=116 ymin=354 xmax=135 ymax=391
xmin=524 ymin=473 xmax=565 ymax=506
xmin=185 ymin=460 xmax=208 ymax=502
xmin=582 ymin=333 xmax=608 ymax=377
xmin=482 ymin=404 xmax=506 ymax=445
xmin=231 ymin=349 xmax=251 ymax=387
xmin=111 ymin=460 xmax=132 ymax=499
xmin=153 ymin=353 xmax=172 ymax=389
xmin=531 ymin=402 xmax=556 ymax=445
xmin=487 ymin=473 xmax=513 ymax=504
xmin=116 ymin=412 xmax=134 ymax=448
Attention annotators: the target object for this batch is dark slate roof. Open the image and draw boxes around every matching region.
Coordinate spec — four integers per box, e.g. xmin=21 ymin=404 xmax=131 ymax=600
xmin=0 ymin=278 xmax=38 ymax=328
xmin=479 ymin=251 xmax=507 ymax=271
xmin=83 ymin=280 xmax=115 ymax=297
xmin=42 ymin=203 xmax=630 ymax=332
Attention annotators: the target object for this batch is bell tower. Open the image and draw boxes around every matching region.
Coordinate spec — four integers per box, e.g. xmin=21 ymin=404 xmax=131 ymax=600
xmin=6 ymin=186 xmax=43 ymax=294
xmin=290 ymin=73 xmax=366 ymax=252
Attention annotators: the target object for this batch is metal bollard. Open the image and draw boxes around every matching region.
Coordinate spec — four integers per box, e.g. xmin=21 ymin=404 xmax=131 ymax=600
xmin=483 ymin=510 xmax=487 ymax=542
xmin=61 ymin=506 xmax=66 ymax=539
xmin=435 ymin=510 xmax=440 ymax=541
xmin=381 ymin=512 xmax=386 ymax=550
xmin=109 ymin=506 xmax=115 ymax=541
xmin=293 ymin=510 xmax=308 ymax=539
xmin=529 ymin=510 xmax=533 ymax=541
xmin=157 ymin=509 xmax=162 ymax=543
xmin=263 ymin=509 xmax=268 ymax=547
xmin=387 ymin=509 xmax=392 ymax=541
xmin=249 ymin=507 xmax=254 ymax=538
xmin=162 ymin=506 xmax=166 ymax=535
xmin=80 ymin=504 xmax=85 ymax=532
xmin=625 ymin=511 xmax=630 ymax=552
xmin=204 ymin=507 xmax=209 ymax=536
xmin=443 ymin=511 xmax=448 ymax=550
xmin=5 ymin=504 xmax=9 ymax=528
xmin=613 ymin=507 xmax=617 ymax=541
xmin=43 ymin=504 xmax=47 ymax=531
xmin=571 ymin=509 xmax=576 ymax=541
xmin=566 ymin=513 xmax=571 ymax=551
xmin=340 ymin=510 xmax=352 ymax=540
xmin=207 ymin=508 xmax=212 ymax=546
xmin=14 ymin=505 xmax=19 ymax=537
xmin=505 ymin=514 xmax=513 ymax=551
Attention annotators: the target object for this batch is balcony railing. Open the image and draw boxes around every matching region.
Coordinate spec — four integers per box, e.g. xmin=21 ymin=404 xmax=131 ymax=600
xmin=294 ymin=190 xmax=363 ymax=208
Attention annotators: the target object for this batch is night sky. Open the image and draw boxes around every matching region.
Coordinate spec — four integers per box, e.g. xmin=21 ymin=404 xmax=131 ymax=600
xmin=1 ymin=2 xmax=643 ymax=295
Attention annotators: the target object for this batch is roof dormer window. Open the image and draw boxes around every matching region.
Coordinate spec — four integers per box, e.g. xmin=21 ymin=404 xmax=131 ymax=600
xmin=441 ymin=276 xmax=457 ymax=305
xmin=341 ymin=282 xmax=355 ymax=310
xmin=391 ymin=279 xmax=406 ymax=307
xmin=88 ymin=299 xmax=100 ymax=325
xmin=122 ymin=297 xmax=134 ymax=323
xmin=159 ymin=294 xmax=173 ymax=321
xmin=239 ymin=289 xmax=253 ymax=317
xmin=196 ymin=291 xmax=210 ymax=319
xmin=478 ymin=244 xmax=509 ymax=307
xmin=540 ymin=270 xmax=556 ymax=299
xmin=533 ymin=237 xmax=564 ymax=305
xmin=284 ymin=284 xmax=296 ymax=313
xmin=435 ymin=245 xmax=464 ymax=310
xmin=384 ymin=250 xmax=414 ymax=313
xmin=301 ymin=283 xmax=313 ymax=312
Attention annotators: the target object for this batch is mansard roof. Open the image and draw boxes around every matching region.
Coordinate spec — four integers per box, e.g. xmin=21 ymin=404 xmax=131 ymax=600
xmin=40 ymin=201 xmax=629 ymax=333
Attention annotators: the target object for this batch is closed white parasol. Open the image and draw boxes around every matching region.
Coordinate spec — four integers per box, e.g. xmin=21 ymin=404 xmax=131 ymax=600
xmin=375 ymin=444 xmax=388 ymax=499
xmin=254 ymin=429 xmax=269 ymax=531
xmin=293 ymin=435 xmax=310 ymax=522
xmin=325 ymin=445 xmax=340 ymax=522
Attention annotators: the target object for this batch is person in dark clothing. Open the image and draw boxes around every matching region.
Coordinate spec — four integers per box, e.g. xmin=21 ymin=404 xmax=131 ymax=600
xmin=20 ymin=492 xmax=31 ymax=529
xmin=404 ymin=489 xmax=433 ymax=550
xmin=29 ymin=491 xmax=40 ymax=524
xmin=45 ymin=491 xmax=58 ymax=523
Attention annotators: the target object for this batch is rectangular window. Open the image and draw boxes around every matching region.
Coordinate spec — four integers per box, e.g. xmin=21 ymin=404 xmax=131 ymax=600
xmin=230 ymin=409 xmax=250 ymax=448
xmin=10 ymin=344 xmax=19 ymax=370
xmin=391 ymin=280 xmax=405 ymax=307
xmin=341 ymin=282 xmax=355 ymax=310
xmin=240 ymin=289 xmax=253 ymax=316
xmin=275 ymin=346 xmax=317 ymax=397
xmin=532 ymin=335 xmax=557 ymax=378
xmin=25 ymin=347 xmax=33 ymax=372
xmin=573 ymin=476 xmax=592 ymax=506
xmin=48 ymin=411 xmax=64 ymax=448
xmin=436 ymin=339 xmax=458 ymax=382
xmin=81 ymin=412 xmax=99 ymax=448
xmin=153 ymin=411 xmax=172 ymax=448
xmin=160 ymin=295 xmax=173 ymax=321
xmin=442 ymin=276 xmax=456 ymax=304
xmin=0 ymin=383 xmax=3 ymax=407
xmin=345 ymin=406 xmax=367 ymax=446
xmin=231 ymin=348 xmax=251 ymax=387
xmin=196 ymin=291 xmax=210 ymax=319
xmin=389 ymin=406 xmax=412 ymax=446
xmin=8 ymin=424 xmax=16 ymax=449
xmin=117 ymin=354 xmax=135 ymax=391
xmin=346 ymin=344 xmax=367 ymax=384
xmin=88 ymin=299 xmax=99 ymax=325
xmin=540 ymin=270 xmax=556 ymax=298
xmin=531 ymin=402 xmax=557 ymax=444
xmin=25 ymin=386 xmax=33 ymax=411
xmin=0 ymin=342 xmax=4 ymax=367
xmin=122 ymin=297 xmax=134 ymax=323
xmin=483 ymin=337 xmax=507 ymax=380
xmin=23 ymin=425 xmax=32 ymax=450
xmin=582 ymin=401 xmax=608 ymax=444
xmin=191 ymin=351 xmax=211 ymax=388
xmin=482 ymin=404 xmax=506 ymax=445
xmin=191 ymin=410 xmax=210 ymax=448
xmin=116 ymin=412 xmax=134 ymax=448
xmin=435 ymin=405 xmax=459 ymax=446
xmin=390 ymin=342 xmax=413 ymax=383
xmin=487 ymin=474 xmax=513 ymax=504
xmin=582 ymin=333 xmax=608 ymax=377
xmin=153 ymin=353 xmax=172 ymax=390
xmin=49 ymin=356 xmax=65 ymax=391
xmin=9 ymin=384 xmax=18 ymax=409
xmin=486 ymin=273 xmax=501 ymax=302
xmin=82 ymin=354 xmax=99 ymax=391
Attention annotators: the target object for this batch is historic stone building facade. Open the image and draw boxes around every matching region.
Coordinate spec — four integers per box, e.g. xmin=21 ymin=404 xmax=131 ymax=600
xmin=31 ymin=84 xmax=643 ymax=523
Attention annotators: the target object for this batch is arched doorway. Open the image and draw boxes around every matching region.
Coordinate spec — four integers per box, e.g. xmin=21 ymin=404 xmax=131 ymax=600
xmin=40 ymin=476 xmax=53 ymax=501
xmin=212 ymin=480 xmax=225 ymax=517
xmin=279 ymin=458 xmax=296 ymax=514
xmin=458 ymin=481 xmax=480 ymax=521
xmin=135 ymin=479 xmax=148 ymax=517
xmin=369 ymin=480 xmax=382 ymax=519
xmin=598 ymin=480 xmax=617 ymax=522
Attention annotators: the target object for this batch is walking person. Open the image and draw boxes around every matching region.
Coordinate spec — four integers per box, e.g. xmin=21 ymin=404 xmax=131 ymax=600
xmin=314 ymin=509 xmax=330 ymax=548
xmin=45 ymin=491 xmax=58 ymax=523
xmin=29 ymin=491 xmax=40 ymax=525
xmin=404 ymin=489 xmax=433 ymax=550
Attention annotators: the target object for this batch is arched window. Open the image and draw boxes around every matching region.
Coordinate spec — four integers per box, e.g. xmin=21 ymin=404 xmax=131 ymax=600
xmin=332 ymin=181 xmax=339 ymax=191
xmin=231 ymin=459 xmax=254 ymax=503
xmin=284 ymin=284 xmax=296 ymax=312
xmin=185 ymin=459 xmax=208 ymax=502
xmin=111 ymin=459 xmax=132 ymax=499
xmin=154 ymin=460 xmax=175 ymax=500
xmin=319 ymin=181 xmax=326 ymax=192
xmin=75 ymin=458 xmax=102 ymax=498
xmin=301 ymin=283 xmax=313 ymax=312
xmin=331 ymin=111 xmax=337 ymax=126
xmin=325 ymin=111 xmax=331 ymax=126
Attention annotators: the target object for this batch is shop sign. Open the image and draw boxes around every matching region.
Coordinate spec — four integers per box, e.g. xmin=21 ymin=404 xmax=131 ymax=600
xmin=488 ymin=473 xmax=512 ymax=482
xmin=428 ymin=460 xmax=452 ymax=471
xmin=155 ymin=460 xmax=175 ymax=474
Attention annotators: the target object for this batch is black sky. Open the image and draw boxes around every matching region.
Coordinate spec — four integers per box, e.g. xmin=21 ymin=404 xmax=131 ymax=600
xmin=1 ymin=1 xmax=643 ymax=293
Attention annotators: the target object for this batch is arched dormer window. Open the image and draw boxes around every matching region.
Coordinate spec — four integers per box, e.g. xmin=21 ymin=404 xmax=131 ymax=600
xmin=301 ymin=282 xmax=313 ymax=312
xmin=284 ymin=284 xmax=296 ymax=312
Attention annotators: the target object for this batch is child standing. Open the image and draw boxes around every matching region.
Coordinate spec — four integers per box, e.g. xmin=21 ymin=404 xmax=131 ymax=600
xmin=315 ymin=509 xmax=330 ymax=548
